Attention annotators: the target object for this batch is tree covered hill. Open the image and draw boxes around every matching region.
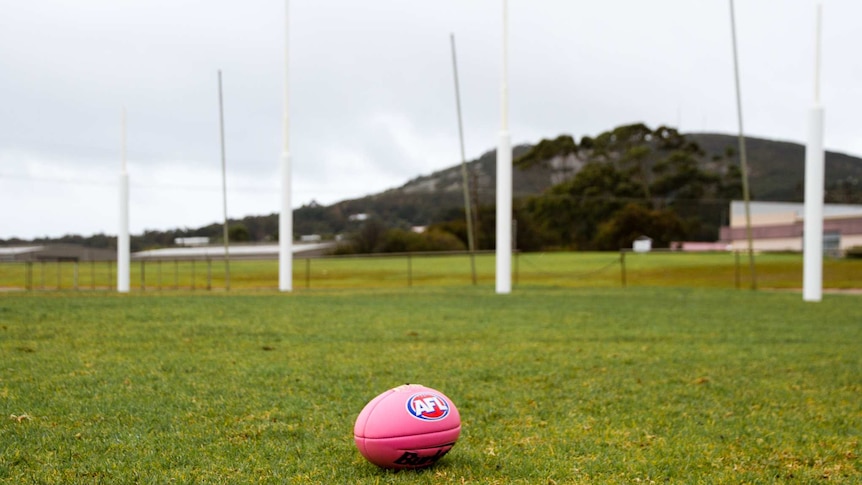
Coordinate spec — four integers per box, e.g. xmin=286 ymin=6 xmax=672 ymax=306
xmin=315 ymin=124 xmax=860 ymax=250
xmin=337 ymin=128 xmax=861 ymax=223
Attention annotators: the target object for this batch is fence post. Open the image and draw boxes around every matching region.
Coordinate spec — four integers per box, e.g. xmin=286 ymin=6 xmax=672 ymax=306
xmin=305 ymin=258 xmax=311 ymax=289
xmin=26 ymin=261 xmax=32 ymax=291
xmin=407 ymin=254 xmax=412 ymax=287
xmin=734 ymin=251 xmax=741 ymax=290
xmin=514 ymin=250 xmax=519 ymax=286
xmin=140 ymin=260 xmax=146 ymax=291
xmin=620 ymin=250 xmax=627 ymax=288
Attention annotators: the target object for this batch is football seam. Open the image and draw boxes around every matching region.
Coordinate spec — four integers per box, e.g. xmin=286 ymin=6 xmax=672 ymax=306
xmin=357 ymin=424 xmax=461 ymax=440
xmin=357 ymin=389 xmax=394 ymax=440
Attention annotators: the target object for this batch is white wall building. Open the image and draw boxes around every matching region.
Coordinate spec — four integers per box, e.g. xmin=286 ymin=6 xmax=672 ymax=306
xmin=721 ymin=201 xmax=862 ymax=254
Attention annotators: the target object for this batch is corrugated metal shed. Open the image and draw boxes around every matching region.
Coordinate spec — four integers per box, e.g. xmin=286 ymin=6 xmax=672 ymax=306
xmin=132 ymin=242 xmax=336 ymax=261
xmin=0 ymin=246 xmax=44 ymax=261
xmin=0 ymin=244 xmax=115 ymax=262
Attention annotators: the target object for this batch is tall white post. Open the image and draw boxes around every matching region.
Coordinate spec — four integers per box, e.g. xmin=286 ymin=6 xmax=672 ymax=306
xmin=496 ymin=0 xmax=512 ymax=294
xmin=117 ymin=108 xmax=130 ymax=293
xmin=279 ymin=0 xmax=293 ymax=292
xmin=803 ymin=4 xmax=824 ymax=302
xmin=218 ymin=70 xmax=231 ymax=291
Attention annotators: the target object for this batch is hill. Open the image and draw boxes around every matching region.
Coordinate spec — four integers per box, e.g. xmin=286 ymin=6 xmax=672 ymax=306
xmin=689 ymin=133 xmax=862 ymax=201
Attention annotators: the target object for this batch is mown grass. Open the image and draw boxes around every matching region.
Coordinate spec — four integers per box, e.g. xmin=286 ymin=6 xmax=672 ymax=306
xmin=1 ymin=288 xmax=859 ymax=483
xmin=1 ymin=251 xmax=861 ymax=291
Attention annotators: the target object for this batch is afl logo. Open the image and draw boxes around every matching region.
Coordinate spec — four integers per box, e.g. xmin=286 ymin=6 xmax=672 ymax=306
xmin=406 ymin=392 xmax=450 ymax=421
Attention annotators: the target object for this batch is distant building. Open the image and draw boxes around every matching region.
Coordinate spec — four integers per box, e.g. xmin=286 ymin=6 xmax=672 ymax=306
xmin=720 ymin=201 xmax=862 ymax=254
xmin=174 ymin=237 xmax=210 ymax=246
xmin=132 ymin=242 xmax=337 ymax=261
xmin=632 ymin=236 xmax=652 ymax=253
xmin=670 ymin=241 xmax=731 ymax=252
xmin=0 ymin=244 xmax=115 ymax=262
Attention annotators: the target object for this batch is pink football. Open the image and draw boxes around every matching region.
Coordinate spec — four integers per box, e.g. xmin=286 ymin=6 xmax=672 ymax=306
xmin=354 ymin=384 xmax=461 ymax=469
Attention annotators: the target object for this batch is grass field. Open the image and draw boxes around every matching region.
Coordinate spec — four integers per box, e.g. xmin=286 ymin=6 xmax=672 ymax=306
xmin=2 ymin=251 xmax=861 ymax=291
xmin=1 ymin=288 xmax=859 ymax=483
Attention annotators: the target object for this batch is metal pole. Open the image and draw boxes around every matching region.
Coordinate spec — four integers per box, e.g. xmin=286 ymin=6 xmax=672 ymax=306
xmin=729 ymin=0 xmax=757 ymax=290
xmin=450 ymin=33 xmax=477 ymax=286
xmin=496 ymin=0 xmax=512 ymax=294
xmin=279 ymin=0 xmax=293 ymax=291
xmin=218 ymin=70 xmax=231 ymax=291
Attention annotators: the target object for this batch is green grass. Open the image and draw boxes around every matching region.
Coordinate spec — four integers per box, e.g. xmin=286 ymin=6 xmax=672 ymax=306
xmin=1 ymin=288 xmax=859 ymax=483
xmin=1 ymin=251 xmax=861 ymax=291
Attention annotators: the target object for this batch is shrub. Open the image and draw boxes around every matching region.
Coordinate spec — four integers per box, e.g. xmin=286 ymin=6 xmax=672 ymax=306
xmin=845 ymin=246 xmax=862 ymax=259
xmin=380 ymin=228 xmax=465 ymax=253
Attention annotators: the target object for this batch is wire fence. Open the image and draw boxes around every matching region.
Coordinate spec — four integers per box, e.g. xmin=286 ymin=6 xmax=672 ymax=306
xmin=1 ymin=251 xmax=860 ymax=292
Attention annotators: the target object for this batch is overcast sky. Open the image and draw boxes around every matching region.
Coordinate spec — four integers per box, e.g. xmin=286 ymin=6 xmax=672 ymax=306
xmin=1 ymin=0 xmax=859 ymax=240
